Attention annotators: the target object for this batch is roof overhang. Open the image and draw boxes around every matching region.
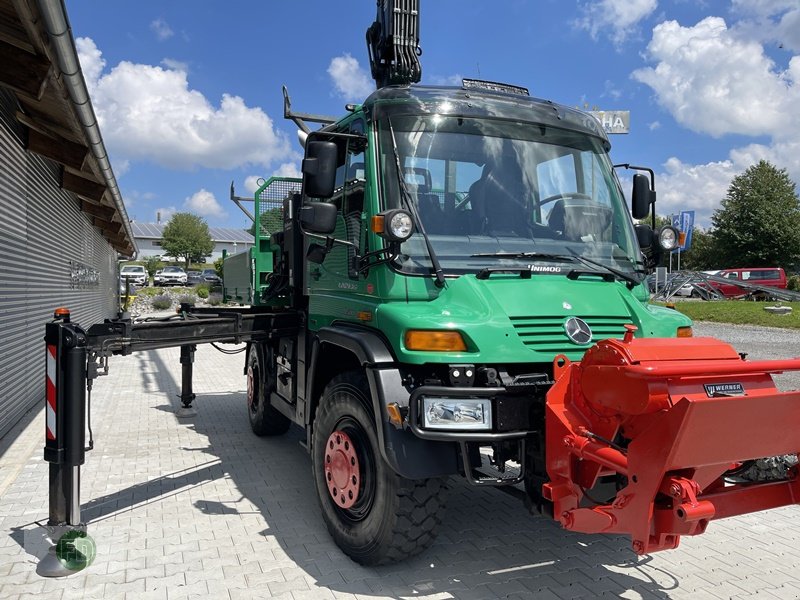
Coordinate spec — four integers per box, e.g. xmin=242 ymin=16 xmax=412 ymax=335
xmin=0 ymin=0 xmax=136 ymax=257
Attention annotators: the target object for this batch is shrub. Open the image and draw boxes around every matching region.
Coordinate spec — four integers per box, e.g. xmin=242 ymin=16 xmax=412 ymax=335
xmin=208 ymin=293 xmax=223 ymax=306
xmin=177 ymin=294 xmax=196 ymax=306
xmin=788 ymin=275 xmax=800 ymax=291
xmin=196 ymin=286 xmax=210 ymax=299
xmin=151 ymin=294 xmax=172 ymax=310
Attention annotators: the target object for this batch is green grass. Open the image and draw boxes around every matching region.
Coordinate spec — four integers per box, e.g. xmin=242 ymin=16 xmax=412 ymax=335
xmin=660 ymin=300 xmax=800 ymax=329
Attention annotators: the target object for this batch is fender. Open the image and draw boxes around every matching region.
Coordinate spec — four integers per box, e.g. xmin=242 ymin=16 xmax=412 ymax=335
xmin=308 ymin=324 xmax=458 ymax=479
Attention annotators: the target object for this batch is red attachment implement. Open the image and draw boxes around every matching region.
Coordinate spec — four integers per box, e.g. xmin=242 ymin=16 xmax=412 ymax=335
xmin=544 ymin=328 xmax=800 ymax=554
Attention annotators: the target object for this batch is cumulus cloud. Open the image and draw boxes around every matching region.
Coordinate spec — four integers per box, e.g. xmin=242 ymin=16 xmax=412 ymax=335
xmin=184 ymin=189 xmax=226 ymax=219
xmin=630 ymin=15 xmax=800 ymax=227
xmin=632 ymin=17 xmax=799 ymax=139
xmin=150 ymin=18 xmax=174 ymax=41
xmin=76 ymin=37 xmax=292 ymax=172
xmin=575 ymin=0 xmax=657 ymax=47
xmin=328 ymin=54 xmax=374 ymax=101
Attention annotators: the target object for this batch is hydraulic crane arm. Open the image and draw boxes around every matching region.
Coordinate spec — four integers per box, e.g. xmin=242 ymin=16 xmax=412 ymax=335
xmin=366 ymin=0 xmax=422 ymax=89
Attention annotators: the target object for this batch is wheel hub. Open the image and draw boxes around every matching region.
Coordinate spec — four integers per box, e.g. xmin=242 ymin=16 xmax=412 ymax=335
xmin=324 ymin=430 xmax=360 ymax=509
xmin=246 ymin=366 xmax=255 ymax=411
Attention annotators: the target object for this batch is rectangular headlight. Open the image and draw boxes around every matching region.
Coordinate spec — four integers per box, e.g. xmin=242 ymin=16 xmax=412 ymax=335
xmin=422 ymin=397 xmax=492 ymax=431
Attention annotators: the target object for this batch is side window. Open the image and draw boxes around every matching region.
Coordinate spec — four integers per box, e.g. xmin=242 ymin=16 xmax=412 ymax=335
xmin=537 ymin=153 xmax=577 ymax=222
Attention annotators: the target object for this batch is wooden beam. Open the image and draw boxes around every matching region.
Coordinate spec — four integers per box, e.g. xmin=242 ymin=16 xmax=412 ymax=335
xmin=80 ymin=200 xmax=115 ymax=220
xmin=0 ymin=39 xmax=50 ymax=99
xmin=16 ymin=110 xmax=82 ymax=147
xmin=26 ymin=127 xmax=88 ymax=172
xmin=0 ymin=21 xmax=36 ymax=54
xmin=62 ymin=169 xmax=106 ymax=203
xmin=93 ymin=216 xmax=123 ymax=235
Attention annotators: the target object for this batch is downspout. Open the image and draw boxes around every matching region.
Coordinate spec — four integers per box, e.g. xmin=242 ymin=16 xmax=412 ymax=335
xmin=35 ymin=0 xmax=138 ymax=259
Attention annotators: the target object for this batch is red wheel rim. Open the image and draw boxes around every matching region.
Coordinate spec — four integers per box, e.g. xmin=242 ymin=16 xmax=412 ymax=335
xmin=324 ymin=430 xmax=360 ymax=509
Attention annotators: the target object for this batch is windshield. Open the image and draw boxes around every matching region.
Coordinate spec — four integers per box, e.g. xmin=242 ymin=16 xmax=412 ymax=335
xmin=121 ymin=266 xmax=144 ymax=273
xmin=164 ymin=267 xmax=183 ymax=273
xmin=378 ymin=115 xmax=641 ymax=277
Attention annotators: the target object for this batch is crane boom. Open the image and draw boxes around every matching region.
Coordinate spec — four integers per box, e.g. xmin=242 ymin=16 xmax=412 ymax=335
xmin=366 ymin=0 xmax=422 ymax=88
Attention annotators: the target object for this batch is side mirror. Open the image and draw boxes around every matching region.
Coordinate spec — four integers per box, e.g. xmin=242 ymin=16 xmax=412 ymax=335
xmin=298 ymin=201 xmax=337 ymax=234
xmin=302 ymin=140 xmax=338 ymax=198
xmin=631 ymin=173 xmax=655 ymax=220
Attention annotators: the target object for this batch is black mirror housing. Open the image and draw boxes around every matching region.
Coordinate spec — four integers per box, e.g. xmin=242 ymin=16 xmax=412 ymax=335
xmin=634 ymin=223 xmax=654 ymax=249
xmin=299 ymin=201 xmax=337 ymax=234
xmin=631 ymin=173 xmax=655 ymax=220
xmin=302 ymin=141 xmax=338 ymax=198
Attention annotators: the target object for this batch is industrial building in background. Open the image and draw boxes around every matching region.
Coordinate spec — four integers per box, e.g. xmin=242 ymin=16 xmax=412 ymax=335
xmin=130 ymin=222 xmax=254 ymax=261
xmin=0 ymin=0 xmax=135 ymax=438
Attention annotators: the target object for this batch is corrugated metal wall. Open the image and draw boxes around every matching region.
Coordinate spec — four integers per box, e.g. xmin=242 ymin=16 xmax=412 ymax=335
xmin=0 ymin=88 xmax=119 ymax=439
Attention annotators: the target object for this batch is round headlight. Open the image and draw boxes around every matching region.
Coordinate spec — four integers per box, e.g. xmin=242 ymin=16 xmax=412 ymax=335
xmin=658 ymin=226 xmax=679 ymax=251
xmin=389 ymin=211 xmax=413 ymax=241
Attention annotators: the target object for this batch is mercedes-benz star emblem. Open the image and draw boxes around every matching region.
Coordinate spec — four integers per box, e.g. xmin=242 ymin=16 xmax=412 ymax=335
xmin=564 ymin=317 xmax=592 ymax=345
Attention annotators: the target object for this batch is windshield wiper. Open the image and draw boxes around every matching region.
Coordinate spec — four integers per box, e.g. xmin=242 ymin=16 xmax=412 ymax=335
xmin=387 ymin=119 xmax=446 ymax=288
xmin=470 ymin=251 xmax=642 ymax=288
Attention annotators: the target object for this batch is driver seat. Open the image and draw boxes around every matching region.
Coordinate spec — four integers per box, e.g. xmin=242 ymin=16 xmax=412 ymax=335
xmin=548 ymin=198 xmax=612 ymax=242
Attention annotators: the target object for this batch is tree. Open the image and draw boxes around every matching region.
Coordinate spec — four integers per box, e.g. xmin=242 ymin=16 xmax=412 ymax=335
xmin=143 ymin=255 xmax=162 ymax=282
xmin=711 ymin=161 xmax=800 ymax=269
xmin=160 ymin=213 xmax=215 ymax=268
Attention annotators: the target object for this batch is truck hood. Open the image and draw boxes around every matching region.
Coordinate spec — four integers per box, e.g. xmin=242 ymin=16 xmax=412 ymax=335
xmin=376 ymin=274 xmax=682 ymax=364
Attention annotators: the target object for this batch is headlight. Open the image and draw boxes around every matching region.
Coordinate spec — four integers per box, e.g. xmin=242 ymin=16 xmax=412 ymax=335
xmin=422 ymin=397 xmax=492 ymax=430
xmin=372 ymin=209 xmax=414 ymax=242
xmin=658 ymin=225 xmax=679 ymax=251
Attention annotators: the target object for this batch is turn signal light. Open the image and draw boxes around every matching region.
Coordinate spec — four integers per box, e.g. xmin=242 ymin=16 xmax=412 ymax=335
xmin=677 ymin=326 xmax=693 ymax=337
xmin=405 ymin=330 xmax=467 ymax=352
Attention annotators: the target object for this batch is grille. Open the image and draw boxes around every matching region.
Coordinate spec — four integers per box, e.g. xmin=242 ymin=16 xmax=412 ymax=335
xmin=510 ymin=315 xmax=632 ymax=354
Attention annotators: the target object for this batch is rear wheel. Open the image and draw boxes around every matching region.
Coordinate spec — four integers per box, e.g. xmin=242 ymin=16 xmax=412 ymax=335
xmin=312 ymin=371 xmax=447 ymax=565
xmin=246 ymin=345 xmax=290 ymax=436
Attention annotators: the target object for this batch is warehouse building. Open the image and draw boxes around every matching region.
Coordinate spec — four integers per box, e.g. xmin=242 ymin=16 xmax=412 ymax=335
xmin=131 ymin=222 xmax=254 ymax=260
xmin=0 ymin=1 xmax=136 ymax=438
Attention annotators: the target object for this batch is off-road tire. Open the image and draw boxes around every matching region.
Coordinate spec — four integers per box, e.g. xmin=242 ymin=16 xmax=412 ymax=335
xmin=246 ymin=345 xmax=290 ymax=436
xmin=312 ymin=371 xmax=447 ymax=565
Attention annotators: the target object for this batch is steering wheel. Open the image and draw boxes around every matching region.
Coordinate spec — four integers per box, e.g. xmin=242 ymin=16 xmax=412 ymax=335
xmin=540 ymin=192 xmax=593 ymax=206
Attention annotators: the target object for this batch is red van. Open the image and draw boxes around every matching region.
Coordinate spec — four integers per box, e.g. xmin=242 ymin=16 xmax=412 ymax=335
xmin=712 ymin=267 xmax=787 ymax=297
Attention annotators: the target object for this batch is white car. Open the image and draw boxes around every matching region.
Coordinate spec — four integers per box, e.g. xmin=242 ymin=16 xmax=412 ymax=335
xmin=154 ymin=266 xmax=187 ymax=286
xmin=119 ymin=264 xmax=147 ymax=287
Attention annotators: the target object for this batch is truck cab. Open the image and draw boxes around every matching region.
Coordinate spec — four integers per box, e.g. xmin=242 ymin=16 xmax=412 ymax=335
xmin=229 ymin=82 xmax=690 ymax=566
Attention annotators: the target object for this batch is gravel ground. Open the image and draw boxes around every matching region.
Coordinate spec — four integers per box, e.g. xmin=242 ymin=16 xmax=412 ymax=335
xmin=692 ymin=320 xmax=800 ymax=391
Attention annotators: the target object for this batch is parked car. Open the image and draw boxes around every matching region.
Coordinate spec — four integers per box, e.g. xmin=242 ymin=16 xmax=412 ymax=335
xmin=154 ymin=266 xmax=187 ymax=287
xmin=710 ymin=267 xmax=786 ymax=297
xmin=186 ymin=270 xmax=203 ymax=285
xmin=119 ymin=264 xmax=147 ymax=287
xmin=201 ymin=268 xmax=222 ymax=285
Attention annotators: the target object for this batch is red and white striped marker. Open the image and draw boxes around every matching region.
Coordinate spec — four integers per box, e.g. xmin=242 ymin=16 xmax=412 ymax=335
xmin=46 ymin=344 xmax=57 ymax=441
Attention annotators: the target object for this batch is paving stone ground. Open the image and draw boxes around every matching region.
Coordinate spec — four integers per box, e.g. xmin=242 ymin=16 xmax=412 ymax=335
xmin=1 ymin=322 xmax=799 ymax=599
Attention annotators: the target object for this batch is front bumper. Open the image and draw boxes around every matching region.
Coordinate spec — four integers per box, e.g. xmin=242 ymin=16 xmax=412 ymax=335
xmin=407 ymin=385 xmax=535 ymax=442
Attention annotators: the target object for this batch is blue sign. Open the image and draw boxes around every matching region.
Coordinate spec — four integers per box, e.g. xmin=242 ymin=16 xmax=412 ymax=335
xmin=671 ymin=211 xmax=695 ymax=252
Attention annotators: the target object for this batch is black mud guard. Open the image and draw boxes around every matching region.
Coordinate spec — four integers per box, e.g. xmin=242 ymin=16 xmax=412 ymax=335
xmin=315 ymin=326 xmax=458 ymax=480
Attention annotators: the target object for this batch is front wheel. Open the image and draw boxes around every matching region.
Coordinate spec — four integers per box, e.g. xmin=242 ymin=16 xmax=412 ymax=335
xmin=312 ymin=371 xmax=447 ymax=565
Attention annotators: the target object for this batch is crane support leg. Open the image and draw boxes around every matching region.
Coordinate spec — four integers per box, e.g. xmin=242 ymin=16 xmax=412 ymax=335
xmin=177 ymin=344 xmax=197 ymax=416
xmin=39 ymin=309 xmax=92 ymax=577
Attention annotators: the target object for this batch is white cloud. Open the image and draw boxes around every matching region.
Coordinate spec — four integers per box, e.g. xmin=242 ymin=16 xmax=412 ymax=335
xmin=629 ymin=15 xmax=800 ymax=227
xmin=76 ymin=37 xmax=292 ymax=172
xmin=648 ymin=120 xmax=661 ymax=130
xmin=150 ymin=18 xmax=174 ymax=41
xmin=328 ymin=54 xmax=374 ymax=101
xmin=575 ymin=0 xmax=657 ymax=47
xmin=155 ymin=206 xmax=177 ymax=224
xmin=632 ymin=17 xmax=799 ymax=139
xmin=184 ymin=189 xmax=226 ymax=220
xmin=275 ymin=162 xmax=301 ymax=178
xmin=161 ymin=58 xmax=188 ymax=73
xmin=244 ymin=175 xmax=264 ymax=194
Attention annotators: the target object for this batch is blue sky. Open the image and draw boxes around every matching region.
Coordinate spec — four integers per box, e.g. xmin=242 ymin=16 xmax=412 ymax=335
xmin=65 ymin=1 xmax=800 ymax=230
